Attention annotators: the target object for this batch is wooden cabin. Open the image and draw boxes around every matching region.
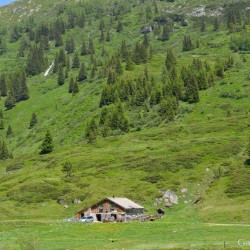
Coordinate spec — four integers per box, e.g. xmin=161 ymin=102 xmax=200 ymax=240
xmin=76 ymin=197 xmax=144 ymax=222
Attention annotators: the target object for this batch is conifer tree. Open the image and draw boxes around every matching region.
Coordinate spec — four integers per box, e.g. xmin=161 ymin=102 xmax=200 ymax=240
xmin=0 ymin=74 xmax=7 ymax=97
xmin=214 ymin=17 xmax=219 ymax=31
xmin=57 ymin=65 xmax=65 ymax=86
xmin=18 ymin=70 xmax=29 ymax=101
xmin=125 ymin=56 xmax=134 ymax=71
xmin=0 ymin=37 xmax=7 ymax=55
xmin=80 ymin=41 xmax=88 ymax=56
xmin=106 ymin=30 xmax=111 ymax=42
xmin=85 ymin=118 xmax=98 ymax=142
xmin=68 ymin=78 xmax=79 ymax=94
xmin=0 ymin=120 xmax=4 ymax=130
xmin=58 ymin=48 xmax=66 ymax=66
xmin=66 ymin=56 xmax=70 ymax=71
xmin=107 ymin=70 xmax=116 ymax=85
xmin=76 ymin=9 xmax=85 ymax=25
xmin=115 ymin=58 xmax=123 ymax=75
xmin=183 ymin=35 xmax=193 ymax=52
xmin=88 ymin=38 xmax=95 ymax=54
xmin=29 ymin=112 xmax=38 ymax=128
xmin=117 ymin=20 xmax=123 ymax=33
xmin=99 ymin=19 xmax=105 ymax=30
xmin=72 ymin=51 xmax=80 ymax=68
xmin=90 ymin=66 xmax=96 ymax=79
xmin=65 ymin=38 xmax=75 ymax=54
xmin=42 ymin=35 xmax=50 ymax=51
xmin=6 ymin=125 xmax=14 ymax=138
xmin=5 ymin=90 xmax=16 ymax=110
xmin=0 ymin=141 xmax=10 ymax=160
xmin=68 ymin=77 xmax=74 ymax=93
xmin=9 ymin=26 xmax=21 ymax=43
xmin=40 ymin=130 xmax=53 ymax=154
xmin=78 ymin=62 xmax=87 ymax=82
xmin=158 ymin=97 xmax=176 ymax=121
xmin=143 ymin=34 xmax=149 ymax=48
xmin=120 ymin=40 xmax=129 ymax=61
xmin=68 ymin=12 xmax=76 ymax=29
xmin=184 ymin=70 xmax=199 ymax=103
xmin=200 ymin=18 xmax=206 ymax=32
xmin=72 ymin=79 xmax=79 ymax=95
xmin=26 ymin=44 xmax=46 ymax=76
xmin=100 ymin=30 xmax=105 ymax=43
xmin=53 ymin=53 xmax=59 ymax=74
xmin=99 ymin=106 xmax=110 ymax=125
xmin=161 ymin=24 xmax=171 ymax=41
xmin=165 ymin=48 xmax=177 ymax=71
xmin=54 ymin=31 xmax=63 ymax=47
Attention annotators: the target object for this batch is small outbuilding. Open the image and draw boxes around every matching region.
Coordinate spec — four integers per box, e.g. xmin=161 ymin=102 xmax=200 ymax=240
xmin=76 ymin=197 xmax=144 ymax=222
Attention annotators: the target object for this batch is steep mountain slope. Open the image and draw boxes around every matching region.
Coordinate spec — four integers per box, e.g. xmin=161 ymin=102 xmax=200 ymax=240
xmin=0 ymin=0 xmax=249 ymax=227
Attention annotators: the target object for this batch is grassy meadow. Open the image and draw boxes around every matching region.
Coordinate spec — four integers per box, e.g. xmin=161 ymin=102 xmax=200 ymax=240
xmin=0 ymin=0 xmax=250 ymax=249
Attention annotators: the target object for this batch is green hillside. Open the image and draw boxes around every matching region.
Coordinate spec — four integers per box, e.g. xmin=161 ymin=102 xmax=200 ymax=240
xmin=0 ymin=0 xmax=250 ymax=249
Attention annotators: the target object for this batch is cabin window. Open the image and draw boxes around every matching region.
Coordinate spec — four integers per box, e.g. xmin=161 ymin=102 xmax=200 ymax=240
xmin=99 ymin=204 xmax=103 ymax=212
xmin=110 ymin=203 xmax=115 ymax=211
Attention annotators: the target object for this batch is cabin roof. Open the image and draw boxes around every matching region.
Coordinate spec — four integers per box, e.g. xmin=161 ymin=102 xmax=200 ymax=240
xmin=107 ymin=197 xmax=144 ymax=209
xmin=77 ymin=197 xmax=144 ymax=213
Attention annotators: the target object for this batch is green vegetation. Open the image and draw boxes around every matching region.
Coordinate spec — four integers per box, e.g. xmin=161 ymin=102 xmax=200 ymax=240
xmin=0 ymin=0 xmax=249 ymax=248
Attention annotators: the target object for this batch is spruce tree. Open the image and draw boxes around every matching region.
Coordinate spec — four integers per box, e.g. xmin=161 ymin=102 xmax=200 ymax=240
xmin=68 ymin=78 xmax=79 ymax=94
xmin=143 ymin=34 xmax=149 ymax=48
xmin=158 ymin=97 xmax=176 ymax=121
xmin=200 ymin=18 xmax=206 ymax=32
xmin=65 ymin=38 xmax=75 ymax=54
xmin=214 ymin=17 xmax=219 ymax=31
xmin=184 ymin=70 xmax=199 ymax=103
xmin=57 ymin=65 xmax=65 ymax=86
xmin=100 ymin=30 xmax=105 ymax=43
xmin=107 ymin=70 xmax=116 ymax=85
xmin=40 ymin=130 xmax=53 ymax=154
xmin=58 ymin=48 xmax=66 ymax=66
xmin=72 ymin=79 xmax=79 ymax=95
xmin=115 ymin=58 xmax=123 ymax=75
xmin=85 ymin=118 xmax=98 ymax=142
xmin=18 ymin=70 xmax=29 ymax=101
xmin=125 ymin=57 xmax=134 ymax=71
xmin=69 ymin=77 xmax=74 ymax=93
xmin=106 ymin=30 xmax=111 ymax=42
xmin=72 ymin=51 xmax=80 ymax=69
xmin=0 ymin=74 xmax=7 ymax=97
xmin=117 ymin=20 xmax=123 ymax=33
xmin=99 ymin=19 xmax=105 ymax=30
xmin=5 ymin=90 xmax=16 ymax=110
xmin=88 ymin=38 xmax=95 ymax=54
xmin=29 ymin=112 xmax=38 ymax=128
xmin=0 ymin=37 xmax=7 ymax=55
xmin=0 ymin=141 xmax=10 ymax=160
xmin=183 ymin=35 xmax=193 ymax=52
xmin=78 ymin=62 xmax=87 ymax=81
xmin=9 ymin=26 xmax=21 ymax=43
xmin=54 ymin=31 xmax=63 ymax=47
xmin=53 ymin=53 xmax=59 ymax=73
xmin=161 ymin=24 xmax=171 ymax=41
xmin=0 ymin=120 xmax=4 ymax=130
xmin=90 ymin=66 xmax=96 ymax=79
xmin=165 ymin=48 xmax=177 ymax=71
xmin=6 ymin=125 xmax=14 ymax=138
xmin=80 ymin=41 xmax=88 ymax=56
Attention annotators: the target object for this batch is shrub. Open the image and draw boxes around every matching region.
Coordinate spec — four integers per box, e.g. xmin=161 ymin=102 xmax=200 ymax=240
xmin=6 ymin=162 xmax=24 ymax=172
